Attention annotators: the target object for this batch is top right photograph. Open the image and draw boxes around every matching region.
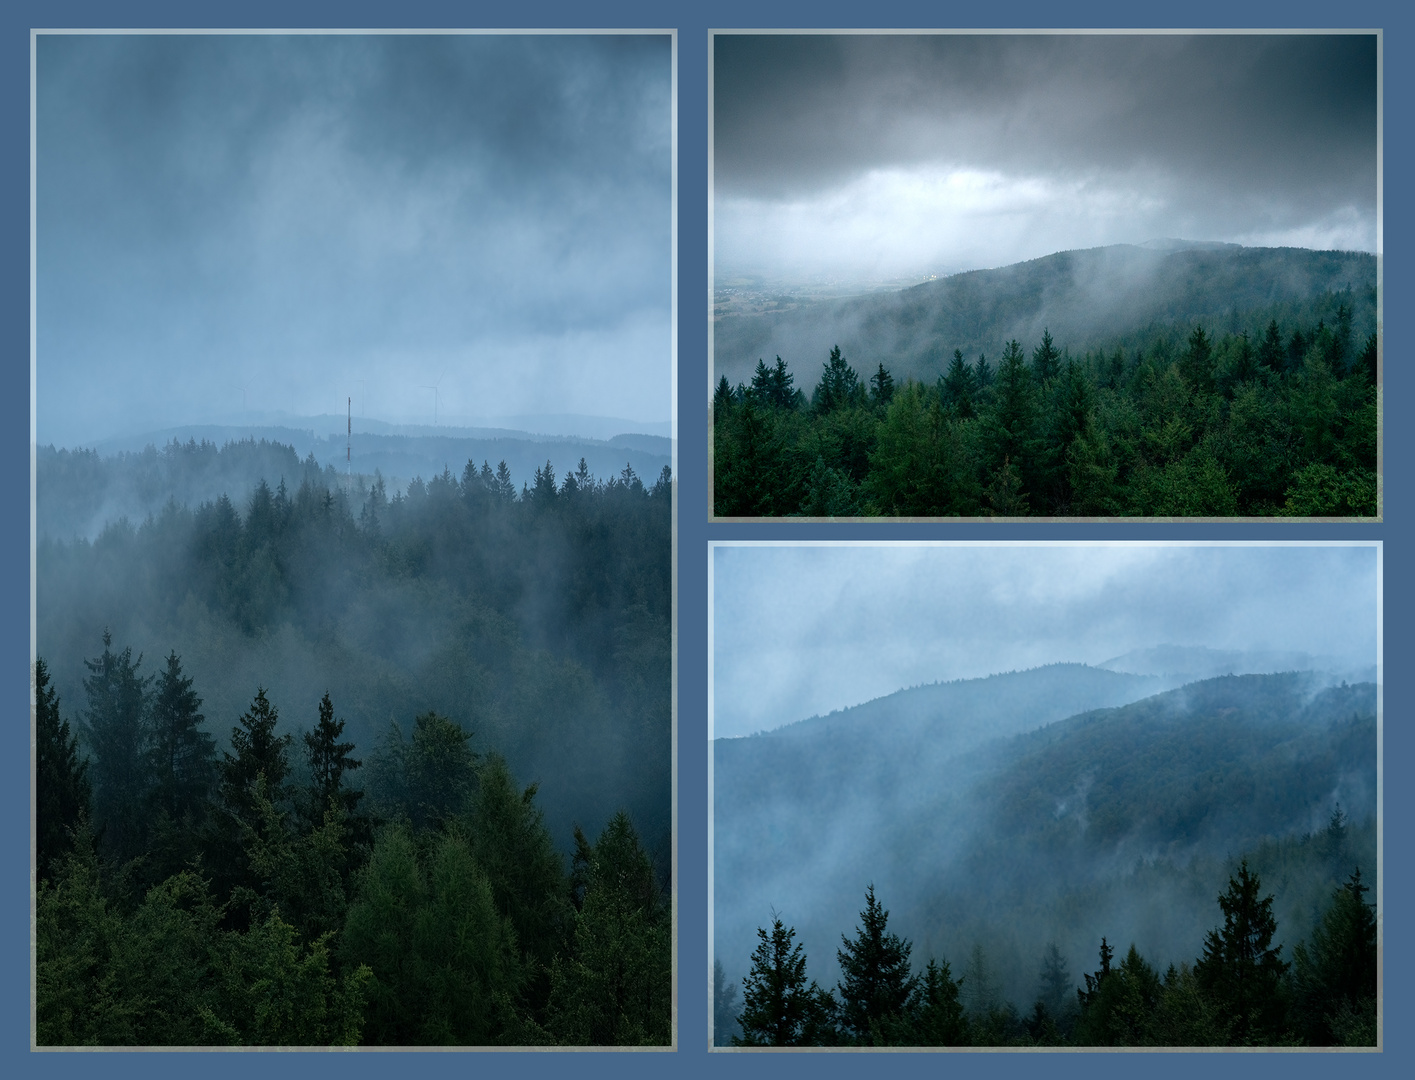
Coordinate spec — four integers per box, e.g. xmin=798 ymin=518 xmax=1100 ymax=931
xmin=710 ymin=32 xmax=1380 ymax=520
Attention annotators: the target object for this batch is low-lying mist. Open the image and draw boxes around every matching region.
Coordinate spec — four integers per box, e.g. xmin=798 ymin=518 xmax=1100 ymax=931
xmin=38 ymin=429 xmax=671 ymax=544
xmin=37 ymin=439 xmax=673 ymax=860
xmin=714 ymin=663 xmax=1377 ymax=1014
xmin=712 ymin=243 xmax=1377 ymax=391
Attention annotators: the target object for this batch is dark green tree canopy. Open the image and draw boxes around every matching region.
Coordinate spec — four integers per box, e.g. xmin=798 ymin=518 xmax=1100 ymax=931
xmin=81 ymin=630 xmax=153 ymax=861
xmin=1032 ymin=328 xmax=1061 ymax=382
xmin=713 ymin=311 xmax=1377 ymax=518
xmin=835 ymin=883 xmax=917 ymax=1044
xmin=221 ymin=687 xmax=293 ymax=820
xmin=735 ymin=915 xmax=833 ymax=1047
xmin=36 ymin=657 xmax=92 ymax=882
xmin=148 ymin=650 xmax=216 ymax=822
xmin=815 ymin=345 xmax=862 ymax=414
xmin=304 ymin=691 xmax=362 ymax=825
xmin=368 ymin=711 xmax=480 ymax=831
xmin=869 ymin=363 xmax=895 ymax=408
xmin=1194 ymin=859 xmax=1289 ymax=1044
xmin=1291 ymin=868 xmax=1378 ymax=1045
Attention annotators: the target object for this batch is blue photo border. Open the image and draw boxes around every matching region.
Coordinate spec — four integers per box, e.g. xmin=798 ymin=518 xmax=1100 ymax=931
xmin=4 ymin=0 xmax=1408 ymax=1076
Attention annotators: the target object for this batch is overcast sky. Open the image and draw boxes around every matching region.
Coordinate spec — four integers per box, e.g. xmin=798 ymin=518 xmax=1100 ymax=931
xmin=713 ymin=33 xmax=1378 ymax=285
xmin=37 ymin=34 xmax=672 ymax=447
xmin=712 ymin=543 xmax=1379 ymax=739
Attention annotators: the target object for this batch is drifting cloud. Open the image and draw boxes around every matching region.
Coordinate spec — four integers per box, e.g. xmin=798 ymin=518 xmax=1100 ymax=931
xmin=713 ymin=33 xmax=1377 ymax=283
xmin=712 ymin=543 xmax=1379 ymax=739
xmin=37 ymin=34 xmax=672 ymax=446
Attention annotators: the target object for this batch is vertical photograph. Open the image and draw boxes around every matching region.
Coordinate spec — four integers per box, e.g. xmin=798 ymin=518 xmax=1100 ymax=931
xmin=33 ymin=31 xmax=674 ymax=1048
xmin=710 ymin=33 xmax=1380 ymax=520
xmin=711 ymin=542 xmax=1380 ymax=1048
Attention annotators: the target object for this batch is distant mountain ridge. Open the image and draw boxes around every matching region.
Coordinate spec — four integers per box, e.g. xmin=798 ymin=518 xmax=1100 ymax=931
xmin=713 ymin=243 xmax=1377 ymax=388
xmin=714 ymin=665 xmax=1377 ymax=1005
xmin=1096 ymin=643 xmax=1377 ymax=683
xmin=37 ymin=428 xmax=672 ymax=542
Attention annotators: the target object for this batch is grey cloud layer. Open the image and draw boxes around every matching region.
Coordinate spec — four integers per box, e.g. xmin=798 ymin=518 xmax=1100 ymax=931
xmin=712 ymin=545 xmax=1378 ymax=740
xmin=38 ymin=35 xmax=672 ymax=445
xmin=713 ymin=34 xmax=1376 ymax=279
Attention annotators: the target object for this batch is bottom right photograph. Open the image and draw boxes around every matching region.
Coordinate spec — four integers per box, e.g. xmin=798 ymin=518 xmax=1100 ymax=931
xmin=709 ymin=541 xmax=1380 ymax=1050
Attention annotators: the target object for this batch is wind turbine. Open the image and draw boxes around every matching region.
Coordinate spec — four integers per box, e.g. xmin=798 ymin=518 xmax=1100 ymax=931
xmin=421 ymin=370 xmax=446 ymax=427
xmin=229 ymin=383 xmax=248 ymax=421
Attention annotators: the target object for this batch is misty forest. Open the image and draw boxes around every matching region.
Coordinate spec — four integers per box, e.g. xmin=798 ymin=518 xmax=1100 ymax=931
xmin=712 ymin=249 xmax=1378 ymax=518
xmin=713 ymin=666 xmax=1378 ymax=1047
xmin=35 ymin=442 xmax=672 ymax=1046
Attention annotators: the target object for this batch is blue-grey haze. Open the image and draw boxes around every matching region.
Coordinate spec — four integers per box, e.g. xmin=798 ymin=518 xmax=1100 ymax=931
xmin=37 ymin=33 xmax=672 ymax=449
xmin=712 ymin=544 xmax=1379 ymax=740
xmin=714 ymin=34 xmax=1377 ymax=286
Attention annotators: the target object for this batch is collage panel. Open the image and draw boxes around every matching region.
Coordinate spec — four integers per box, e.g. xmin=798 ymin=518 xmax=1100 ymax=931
xmin=710 ymin=541 xmax=1381 ymax=1049
xmin=709 ymin=32 xmax=1380 ymax=521
xmin=20 ymin=14 xmax=1400 ymax=1068
xmin=33 ymin=30 xmax=675 ymax=1049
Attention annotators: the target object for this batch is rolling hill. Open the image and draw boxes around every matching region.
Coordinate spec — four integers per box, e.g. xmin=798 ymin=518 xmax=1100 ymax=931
xmin=714 ymin=667 xmax=1377 ymax=1010
xmin=713 ymin=243 xmax=1377 ymax=390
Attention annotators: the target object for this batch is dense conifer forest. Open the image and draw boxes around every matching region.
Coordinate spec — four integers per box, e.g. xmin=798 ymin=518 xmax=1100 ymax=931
xmin=34 ymin=443 xmax=672 ymax=1045
xmin=714 ymin=672 xmax=1378 ymax=1047
xmin=717 ymin=831 xmax=1377 ymax=1048
xmin=713 ymin=302 xmax=1378 ymax=517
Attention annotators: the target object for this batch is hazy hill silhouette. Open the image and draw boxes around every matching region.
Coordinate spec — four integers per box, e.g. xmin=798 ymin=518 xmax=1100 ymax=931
xmin=713 ymin=243 xmax=1377 ymax=388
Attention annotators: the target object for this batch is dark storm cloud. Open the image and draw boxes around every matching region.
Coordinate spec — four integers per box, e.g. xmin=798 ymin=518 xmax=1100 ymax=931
xmin=711 ymin=544 xmax=1378 ymax=740
xmin=713 ymin=33 xmax=1377 ymax=281
xmin=37 ymin=34 xmax=672 ymax=445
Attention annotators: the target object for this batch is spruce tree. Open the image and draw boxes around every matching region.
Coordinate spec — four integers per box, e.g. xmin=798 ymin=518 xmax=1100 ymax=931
xmin=1358 ymin=333 xmax=1378 ymax=384
xmin=815 ymin=345 xmax=861 ymax=414
xmin=986 ymin=339 xmax=1039 ymax=498
xmin=1291 ymin=868 xmax=1377 ymax=1045
xmin=869 ymin=363 xmax=895 ymax=408
xmin=713 ymin=374 xmax=736 ymax=413
xmin=973 ymin=351 xmax=993 ymax=391
xmin=303 ymin=691 xmax=362 ymax=825
xmin=467 ymin=754 xmax=569 ymax=1020
xmin=221 ymin=687 xmax=293 ymax=821
xmin=148 ymin=651 xmax=216 ymax=822
xmin=943 ymin=348 xmax=977 ymax=417
xmin=768 ymin=356 xmax=797 ymax=409
xmin=1258 ymin=319 xmax=1285 ymax=373
xmin=908 ymin=957 xmax=968 ymax=1046
xmin=81 ymin=630 xmax=153 ymax=862
xmin=736 ymin=915 xmax=834 ymax=1046
xmin=1180 ymin=325 xmax=1215 ymax=393
xmin=750 ymin=358 xmax=774 ymax=403
xmin=835 ymin=883 xmax=917 ymax=1044
xmin=547 ymin=812 xmax=670 ymax=1045
xmin=35 ymin=658 xmax=91 ymax=882
xmin=1032 ymin=328 xmax=1061 ymax=382
xmin=1078 ymin=937 xmax=1114 ymax=1013
xmin=1194 ymin=859 xmax=1289 ymax=1044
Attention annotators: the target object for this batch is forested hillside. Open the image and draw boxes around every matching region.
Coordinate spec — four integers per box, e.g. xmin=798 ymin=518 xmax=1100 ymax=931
xmin=39 ymin=445 xmax=672 ymax=857
xmin=713 ymin=248 xmax=1378 ymax=518
xmin=713 ymin=244 xmax=1377 ymax=388
xmin=36 ymin=660 xmax=671 ymax=1046
xmin=38 ymin=429 xmax=671 ymax=542
xmin=714 ymin=671 xmax=1377 ymax=1045
xmin=35 ymin=444 xmax=672 ymax=1045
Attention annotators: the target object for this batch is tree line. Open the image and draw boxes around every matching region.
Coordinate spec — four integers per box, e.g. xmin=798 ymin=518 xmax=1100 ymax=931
xmin=713 ymin=306 xmax=1377 ymax=517
xmin=35 ymin=646 xmax=672 ymax=1047
xmin=717 ymin=839 xmax=1376 ymax=1048
xmin=38 ymin=444 xmax=672 ymax=861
